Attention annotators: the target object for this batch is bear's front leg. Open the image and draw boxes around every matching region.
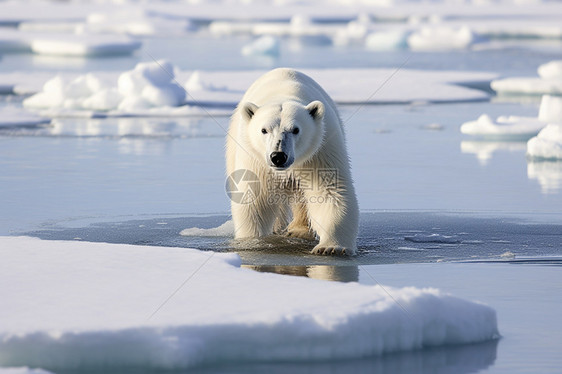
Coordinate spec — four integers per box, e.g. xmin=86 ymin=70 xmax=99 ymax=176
xmin=304 ymin=190 xmax=358 ymax=256
xmin=231 ymin=200 xmax=276 ymax=239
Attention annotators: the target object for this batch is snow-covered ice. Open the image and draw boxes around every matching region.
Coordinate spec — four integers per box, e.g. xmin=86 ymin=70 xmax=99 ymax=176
xmin=527 ymin=124 xmax=562 ymax=160
xmin=0 ymin=107 xmax=50 ymax=128
xmin=461 ymin=95 xmax=561 ymax=138
xmin=365 ymin=30 xmax=410 ymax=51
xmin=0 ymin=236 xmax=498 ymax=370
xmin=0 ymin=28 xmax=141 ymax=57
xmin=407 ymin=26 xmax=480 ymax=51
xmin=460 ymin=114 xmax=545 ymax=139
xmin=492 ymin=60 xmax=562 ymax=96
xmin=1 ymin=68 xmax=495 ymax=118
xmin=22 ymin=60 xmax=186 ymax=113
xmin=538 ymin=60 xmax=562 ymax=80
xmin=538 ymin=95 xmax=562 ymax=123
xmin=180 ymin=220 xmax=234 ymax=237
xmin=29 ymin=34 xmax=141 ymax=57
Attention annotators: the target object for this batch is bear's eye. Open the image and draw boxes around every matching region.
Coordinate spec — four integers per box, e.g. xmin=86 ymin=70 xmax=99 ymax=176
xmin=292 ymin=127 xmax=300 ymax=135
xmin=261 ymin=128 xmax=267 ymax=134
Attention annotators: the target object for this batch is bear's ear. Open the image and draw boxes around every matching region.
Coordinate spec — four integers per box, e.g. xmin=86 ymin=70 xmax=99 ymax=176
xmin=241 ymin=102 xmax=259 ymax=122
xmin=305 ymin=101 xmax=325 ymax=121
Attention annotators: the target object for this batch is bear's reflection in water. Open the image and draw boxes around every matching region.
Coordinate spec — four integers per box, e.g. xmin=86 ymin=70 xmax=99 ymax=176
xmin=244 ymin=265 xmax=359 ymax=282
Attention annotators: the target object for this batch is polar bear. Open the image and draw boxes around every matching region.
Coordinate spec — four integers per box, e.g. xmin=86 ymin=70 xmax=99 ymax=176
xmin=226 ymin=68 xmax=359 ymax=255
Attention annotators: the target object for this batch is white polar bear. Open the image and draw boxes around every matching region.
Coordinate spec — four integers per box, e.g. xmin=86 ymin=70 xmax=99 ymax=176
xmin=226 ymin=68 xmax=359 ymax=255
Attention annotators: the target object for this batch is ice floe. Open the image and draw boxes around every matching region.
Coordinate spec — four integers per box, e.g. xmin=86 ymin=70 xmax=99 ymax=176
xmin=241 ymin=35 xmax=281 ymax=57
xmin=0 ymin=28 xmax=141 ymax=57
xmin=461 ymin=94 xmax=561 ymax=139
xmin=538 ymin=60 xmax=562 ymax=80
xmin=1 ymin=67 xmax=496 ymax=118
xmin=407 ymin=26 xmax=481 ymax=51
xmin=22 ymin=60 xmax=186 ymax=114
xmin=527 ymin=124 xmax=562 ymax=160
xmin=460 ymin=114 xmax=545 ymax=139
xmin=365 ymin=30 xmax=410 ymax=51
xmin=29 ymin=34 xmax=141 ymax=57
xmin=0 ymin=107 xmax=50 ymax=128
xmin=0 ymin=236 xmax=498 ymax=370
xmin=492 ymin=60 xmax=562 ymax=96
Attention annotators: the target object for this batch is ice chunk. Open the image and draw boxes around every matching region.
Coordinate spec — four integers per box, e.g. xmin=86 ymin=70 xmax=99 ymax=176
xmin=527 ymin=124 xmax=562 ymax=160
xmin=365 ymin=30 xmax=409 ymax=51
xmin=538 ymin=95 xmax=562 ymax=123
xmin=461 ymin=114 xmax=545 ymax=138
xmin=491 ymin=77 xmax=562 ymax=96
xmin=180 ymin=220 xmax=234 ymax=237
xmin=0 ymin=236 xmax=498 ymax=370
xmin=492 ymin=60 xmax=562 ymax=96
xmin=23 ymin=60 xmax=185 ymax=113
xmin=81 ymin=88 xmax=123 ymax=111
xmin=538 ymin=60 xmax=562 ymax=80
xmin=242 ymin=36 xmax=280 ymax=57
xmin=408 ymin=26 xmax=478 ymax=51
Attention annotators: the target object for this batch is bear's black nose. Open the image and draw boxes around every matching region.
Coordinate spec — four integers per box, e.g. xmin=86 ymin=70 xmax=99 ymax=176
xmin=270 ymin=152 xmax=288 ymax=167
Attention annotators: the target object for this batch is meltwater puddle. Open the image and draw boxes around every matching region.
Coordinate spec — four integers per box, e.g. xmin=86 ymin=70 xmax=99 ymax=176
xmin=24 ymin=212 xmax=562 ymax=271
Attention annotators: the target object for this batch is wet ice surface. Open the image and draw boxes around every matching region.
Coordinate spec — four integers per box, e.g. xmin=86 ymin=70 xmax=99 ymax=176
xmin=23 ymin=212 xmax=562 ymax=269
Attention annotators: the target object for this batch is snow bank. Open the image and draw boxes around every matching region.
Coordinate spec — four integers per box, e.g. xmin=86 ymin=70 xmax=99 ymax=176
xmin=527 ymin=124 xmax=562 ymax=160
xmin=408 ymin=26 xmax=480 ymax=51
xmin=492 ymin=60 xmax=562 ymax=96
xmin=0 ymin=236 xmax=498 ymax=370
xmin=460 ymin=114 xmax=545 ymax=138
xmin=241 ymin=36 xmax=281 ymax=57
xmin=23 ymin=60 xmax=186 ymax=113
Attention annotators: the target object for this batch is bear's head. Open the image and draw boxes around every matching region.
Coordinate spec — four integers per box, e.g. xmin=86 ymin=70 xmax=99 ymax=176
xmin=239 ymin=100 xmax=325 ymax=170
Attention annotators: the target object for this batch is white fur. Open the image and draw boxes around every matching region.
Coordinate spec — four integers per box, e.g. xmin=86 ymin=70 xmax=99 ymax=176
xmin=226 ymin=68 xmax=359 ymax=255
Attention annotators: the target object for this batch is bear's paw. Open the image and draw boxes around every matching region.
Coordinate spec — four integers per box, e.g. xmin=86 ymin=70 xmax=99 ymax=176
xmin=311 ymin=245 xmax=351 ymax=256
